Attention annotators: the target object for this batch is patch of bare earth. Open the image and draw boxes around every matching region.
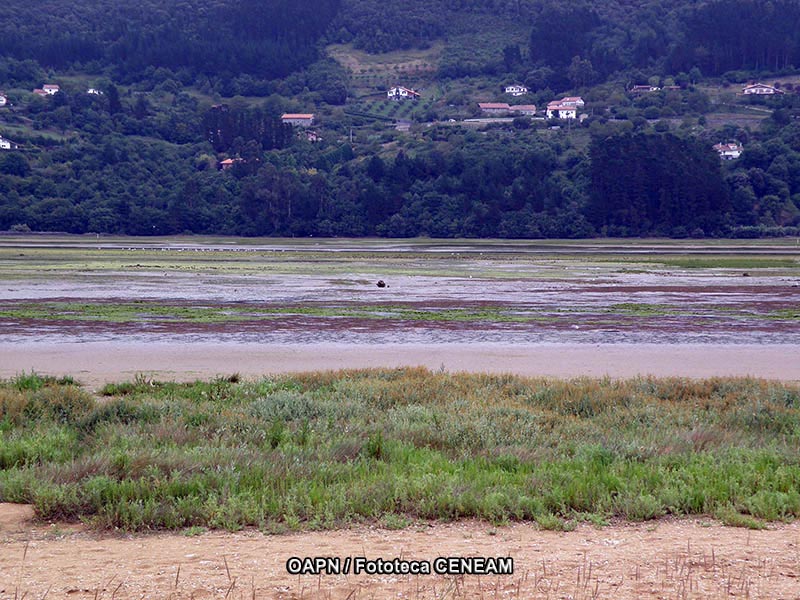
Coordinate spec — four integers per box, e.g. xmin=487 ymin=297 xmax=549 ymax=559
xmin=1 ymin=512 xmax=799 ymax=599
xmin=0 ymin=503 xmax=35 ymax=533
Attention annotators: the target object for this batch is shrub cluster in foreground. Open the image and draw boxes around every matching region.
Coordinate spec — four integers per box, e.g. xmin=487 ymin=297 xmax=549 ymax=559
xmin=1 ymin=370 xmax=799 ymax=532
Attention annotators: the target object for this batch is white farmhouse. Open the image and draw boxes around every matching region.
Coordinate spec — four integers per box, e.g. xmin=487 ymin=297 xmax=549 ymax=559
xmin=546 ymin=96 xmax=584 ymax=119
xmin=742 ymin=83 xmax=784 ymax=95
xmin=0 ymin=94 xmax=7 ymax=107
xmin=713 ymin=142 xmax=743 ymax=160
xmin=504 ymin=84 xmax=528 ymax=96
xmin=87 ymin=88 xmax=104 ymax=95
xmin=42 ymin=84 xmax=60 ymax=95
xmin=0 ymin=136 xmax=18 ymax=150
xmin=559 ymin=96 xmax=585 ymax=107
xmin=387 ymin=86 xmax=420 ymax=100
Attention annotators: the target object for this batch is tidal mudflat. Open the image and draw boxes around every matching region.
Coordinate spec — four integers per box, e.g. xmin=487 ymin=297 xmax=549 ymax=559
xmin=0 ymin=236 xmax=798 ymax=382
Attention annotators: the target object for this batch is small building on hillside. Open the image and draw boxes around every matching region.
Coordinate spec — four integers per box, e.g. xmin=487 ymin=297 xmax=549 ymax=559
xmin=219 ymin=158 xmax=244 ymax=171
xmin=504 ymin=84 xmax=528 ymax=96
xmin=559 ymin=96 xmax=585 ymax=107
xmin=32 ymin=89 xmax=48 ymax=97
xmin=281 ymin=113 xmax=315 ymax=127
xmin=546 ymin=103 xmax=576 ymax=119
xmin=742 ymin=83 xmax=784 ymax=95
xmin=713 ymin=142 xmax=743 ymax=160
xmin=630 ymin=85 xmax=660 ymax=94
xmin=478 ymin=102 xmax=511 ymax=115
xmin=510 ymin=104 xmax=536 ymax=116
xmin=42 ymin=84 xmax=60 ymax=95
xmin=305 ymin=130 xmax=322 ymax=143
xmin=87 ymin=88 xmax=104 ymax=95
xmin=0 ymin=94 xmax=7 ymax=107
xmin=546 ymin=96 xmax=584 ymax=119
xmin=0 ymin=136 xmax=18 ymax=150
xmin=387 ymin=86 xmax=420 ymax=101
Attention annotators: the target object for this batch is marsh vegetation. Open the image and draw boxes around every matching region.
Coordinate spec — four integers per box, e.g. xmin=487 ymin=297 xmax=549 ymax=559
xmin=1 ymin=370 xmax=799 ymax=532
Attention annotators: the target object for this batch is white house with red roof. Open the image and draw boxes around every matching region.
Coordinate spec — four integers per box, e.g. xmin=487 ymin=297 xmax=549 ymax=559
xmin=559 ymin=96 xmax=585 ymax=107
xmin=42 ymin=84 xmax=60 ymax=95
xmin=713 ymin=142 xmax=743 ymax=160
xmin=546 ymin=102 xmax=576 ymax=119
xmin=742 ymin=83 xmax=784 ymax=95
xmin=546 ymin=96 xmax=584 ymax=118
xmin=387 ymin=86 xmax=420 ymax=100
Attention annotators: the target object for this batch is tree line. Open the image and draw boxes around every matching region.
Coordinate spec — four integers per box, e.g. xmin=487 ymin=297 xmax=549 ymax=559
xmin=6 ymin=117 xmax=796 ymax=238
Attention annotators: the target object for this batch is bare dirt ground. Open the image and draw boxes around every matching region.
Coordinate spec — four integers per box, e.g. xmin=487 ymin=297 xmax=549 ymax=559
xmin=1 ymin=504 xmax=799 ymax=600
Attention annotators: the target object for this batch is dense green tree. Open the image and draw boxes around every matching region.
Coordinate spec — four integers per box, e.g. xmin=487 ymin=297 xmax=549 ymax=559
xmin=589 ymin=132 xmax=730 ymax=236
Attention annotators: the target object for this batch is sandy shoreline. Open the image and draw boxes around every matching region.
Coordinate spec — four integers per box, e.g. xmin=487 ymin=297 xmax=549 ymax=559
xmin=1 ymin=341 xmax=799 ymax=386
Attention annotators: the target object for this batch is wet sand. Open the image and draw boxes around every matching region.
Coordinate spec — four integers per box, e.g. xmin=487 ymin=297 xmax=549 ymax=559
xmin=2 ymin=341 xmax=799 ymax=387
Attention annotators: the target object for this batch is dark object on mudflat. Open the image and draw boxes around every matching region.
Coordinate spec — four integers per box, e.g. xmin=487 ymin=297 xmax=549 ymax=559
xmin=376 ymin=280 xmax=387 ymax=288
xmin=742 ymin=272 xmax=750 ymax=277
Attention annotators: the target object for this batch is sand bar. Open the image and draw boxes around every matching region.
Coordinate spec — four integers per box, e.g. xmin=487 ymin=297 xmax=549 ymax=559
xmin=1 ymin=341 xmax=799 ymax=386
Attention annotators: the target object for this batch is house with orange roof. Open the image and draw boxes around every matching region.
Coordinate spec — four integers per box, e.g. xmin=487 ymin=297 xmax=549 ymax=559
xmin=281 ymin=113 xmax=315 ymax=127
xmin=478 ymin=102 xmax=511 ymax=115
xmin=713 ymin=142 xmax=743 ymax=160
xmin=546 ymin=96 xmax=584 ymax=119
xmin=219 ymin=158 xmax=244 ymax=171
xmin=510 ymin=105 xmax=536 ymax=116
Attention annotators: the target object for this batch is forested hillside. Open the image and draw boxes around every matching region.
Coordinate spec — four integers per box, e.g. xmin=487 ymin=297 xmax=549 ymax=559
xmin=1 ymin=0 xmax=800 ymax=237
xmin=4 ymin=0 xmax=800 ymax=87
xmin=0 ymin=0 xmax=340 ymax=83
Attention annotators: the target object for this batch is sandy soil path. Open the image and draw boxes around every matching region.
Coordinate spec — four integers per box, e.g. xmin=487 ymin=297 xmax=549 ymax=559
xmin=1 ymin=504 xmax=799 ymax=599
xmin=1 ymin=342 xmax=799 ymax=388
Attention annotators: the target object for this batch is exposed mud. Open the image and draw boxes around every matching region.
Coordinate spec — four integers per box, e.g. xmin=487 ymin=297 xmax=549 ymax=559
xmin=2 ymin=277 xmax=799 ymax=345
xmin=2 ymin=238 xmax=799 ymax=378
